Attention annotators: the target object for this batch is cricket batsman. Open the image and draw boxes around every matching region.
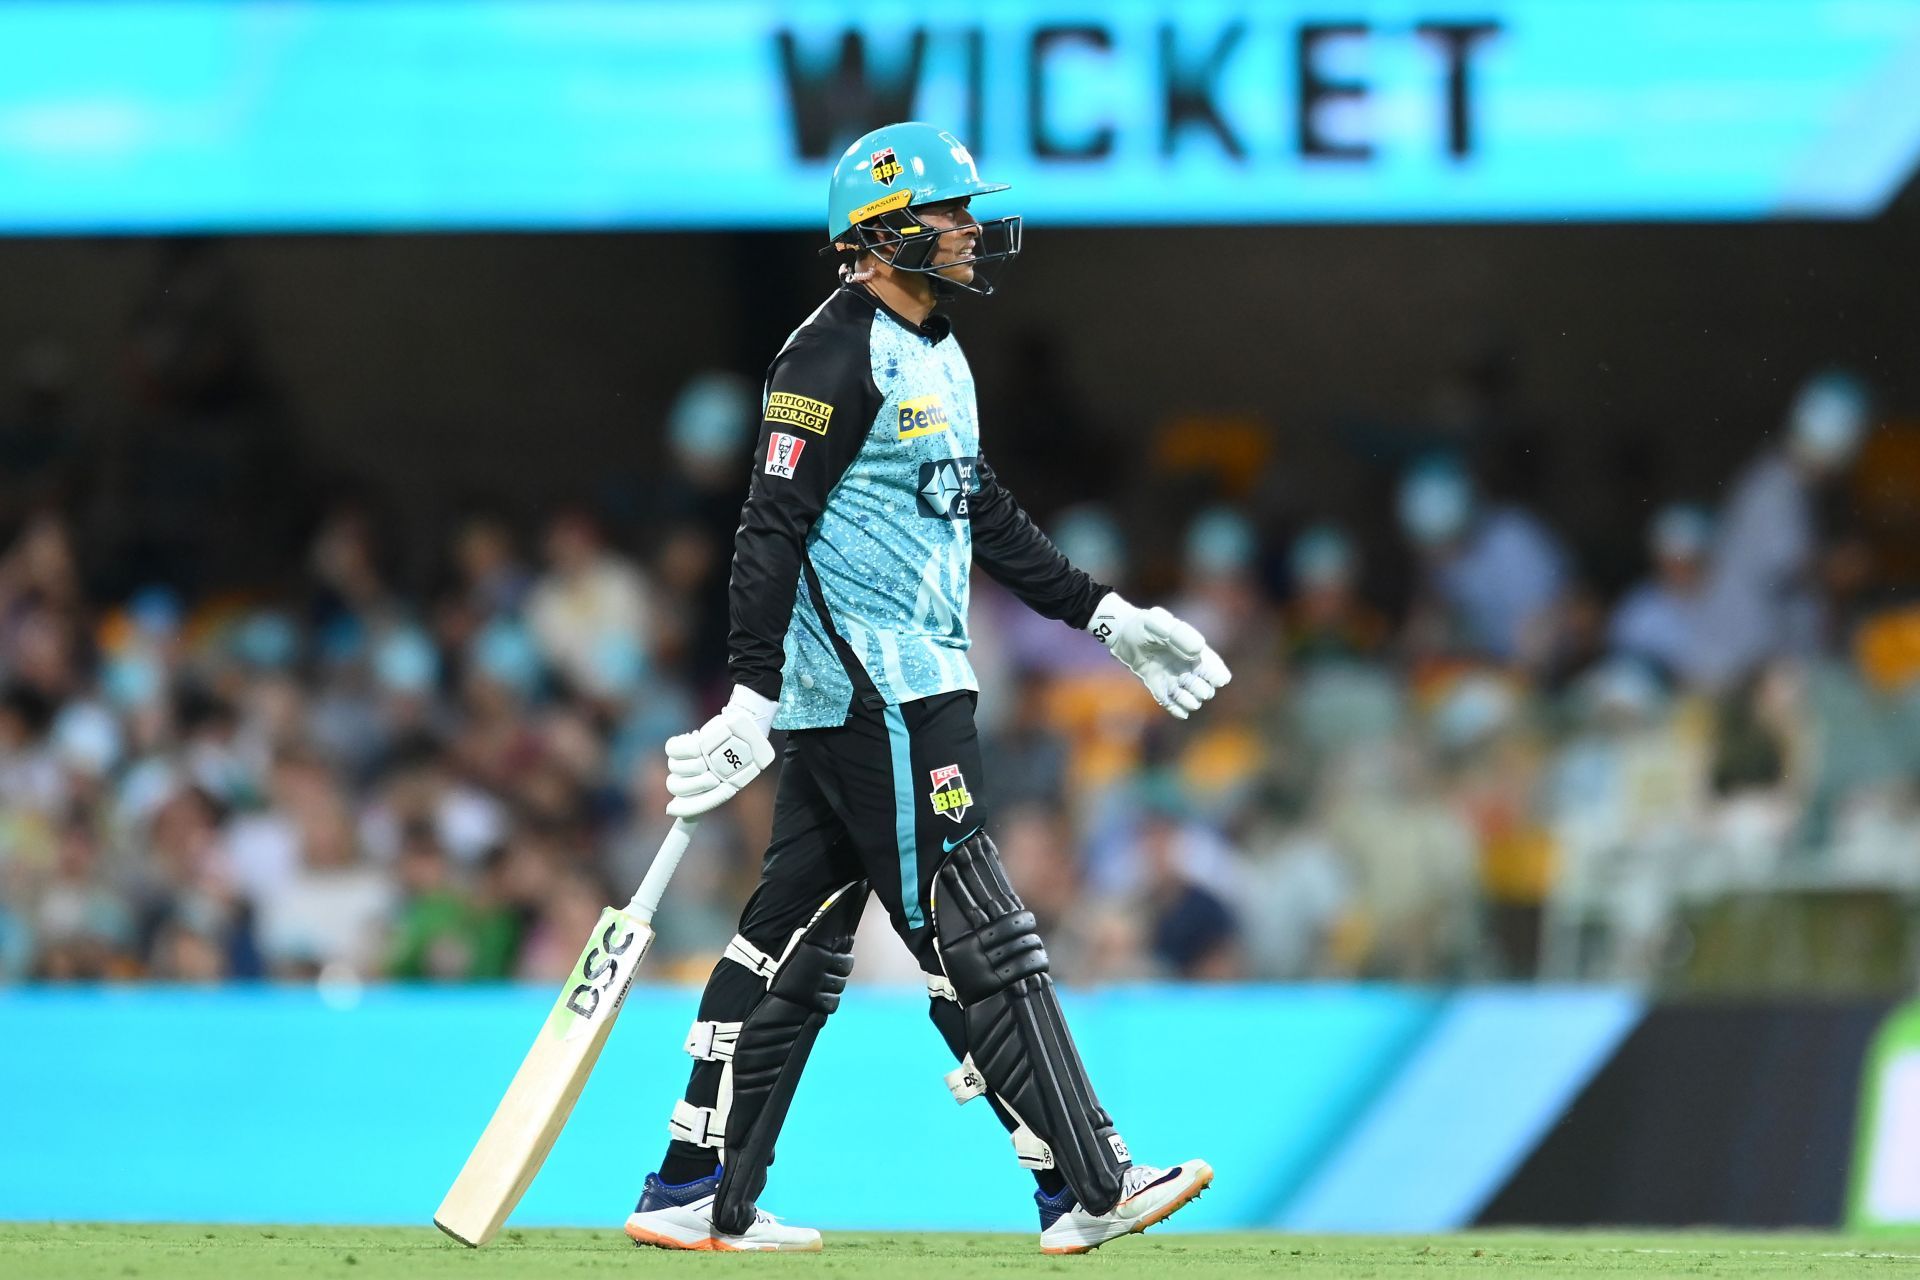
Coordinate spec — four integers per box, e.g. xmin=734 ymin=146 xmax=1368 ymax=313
xmin=623 ymin=122 xmax=1230 ymax=1255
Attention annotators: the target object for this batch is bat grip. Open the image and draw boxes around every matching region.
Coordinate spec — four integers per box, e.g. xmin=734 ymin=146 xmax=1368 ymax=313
xmin=625 ymin=817 xmax=698 ymax=925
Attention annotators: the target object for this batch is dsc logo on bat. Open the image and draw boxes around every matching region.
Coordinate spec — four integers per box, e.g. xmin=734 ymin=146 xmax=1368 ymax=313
xmin=559 ymin=909 xmax=650 ymax=1039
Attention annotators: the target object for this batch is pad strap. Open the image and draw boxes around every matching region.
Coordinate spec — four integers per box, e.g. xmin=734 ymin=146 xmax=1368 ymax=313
xmin=1012 ymin=1123 xmax=1056 ymax=1170
xmin=684 ymin=1019 xmax=741 ymax=1062
xmin=945 ymin=1053 xmax=986 ymax=1104
xmin=669 ymin=1098 xmax=728 ymax=1149
xmin=996 ymin=1097 xmax=1056 ymax=1170
xmin=944 ymin=1051 xmax=1056 ymax=1172
xmin=945 ymin=1046 xmax=1062 ymax=1178
xmin=723 ymin=933 xmax=780 ymax=982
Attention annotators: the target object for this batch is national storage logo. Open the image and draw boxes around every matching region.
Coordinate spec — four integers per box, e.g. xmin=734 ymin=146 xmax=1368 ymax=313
xmin=766 ymin=392 xmax=833 ymax=435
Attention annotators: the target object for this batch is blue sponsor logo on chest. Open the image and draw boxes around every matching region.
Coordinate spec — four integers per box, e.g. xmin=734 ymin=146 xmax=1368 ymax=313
xmin=918 ymin=456 xmax=978 ymax=519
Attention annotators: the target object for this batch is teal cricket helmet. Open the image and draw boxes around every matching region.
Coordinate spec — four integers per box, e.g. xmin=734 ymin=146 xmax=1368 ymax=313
xmin=824 ymin=122 xmax=1021 ymax=297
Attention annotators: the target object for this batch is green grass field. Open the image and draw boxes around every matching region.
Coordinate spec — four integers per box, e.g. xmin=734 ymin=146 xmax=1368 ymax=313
xmin=5 ymin=1226 xmax=1920 ymax=1279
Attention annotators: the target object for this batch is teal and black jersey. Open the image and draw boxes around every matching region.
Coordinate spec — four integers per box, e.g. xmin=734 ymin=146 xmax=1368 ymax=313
xmin=728 ymin=285 xmax=1108 ymax=730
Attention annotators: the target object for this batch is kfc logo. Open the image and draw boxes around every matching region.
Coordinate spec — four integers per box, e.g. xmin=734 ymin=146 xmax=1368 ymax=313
xmin=764 ymin=432 xmax=806 ymax=479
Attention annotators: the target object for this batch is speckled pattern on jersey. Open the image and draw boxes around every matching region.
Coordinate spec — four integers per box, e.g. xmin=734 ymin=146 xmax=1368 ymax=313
xmin=777 ymin=309 xmax=980 ymax=730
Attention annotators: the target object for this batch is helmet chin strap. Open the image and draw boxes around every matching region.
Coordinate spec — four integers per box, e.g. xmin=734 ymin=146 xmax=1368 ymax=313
xmin=879 ymin=240 xmax=995 ymax=298
xmin=842 ymin=231 xmax=945 ymax=291
xmin=837 ymin=254 xmax=972 ymax=304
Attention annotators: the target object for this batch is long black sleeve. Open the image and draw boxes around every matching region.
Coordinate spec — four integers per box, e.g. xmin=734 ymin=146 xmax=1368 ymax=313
xmin=726 ymin=309 xmax=879 ymax=701
xmin=968 ymin=459 xmax=1111 ymax=628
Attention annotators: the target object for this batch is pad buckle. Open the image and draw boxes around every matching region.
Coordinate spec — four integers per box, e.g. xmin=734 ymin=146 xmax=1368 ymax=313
xmin=684 ymin=1019 xmax=742 ymax=1062
xmin=669 ymin=1099 xmax=728 ymax=1149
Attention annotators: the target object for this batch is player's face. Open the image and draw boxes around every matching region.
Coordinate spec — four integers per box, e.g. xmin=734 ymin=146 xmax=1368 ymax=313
xmin=918 ymin=198 xmax=980 ymax=284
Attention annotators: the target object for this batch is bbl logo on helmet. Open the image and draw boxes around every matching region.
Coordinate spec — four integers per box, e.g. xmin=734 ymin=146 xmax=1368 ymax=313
xmin=870 ymin=147 xmax=904 ymax=187
xmin=928 ymin=764 xmax=973 ymax=823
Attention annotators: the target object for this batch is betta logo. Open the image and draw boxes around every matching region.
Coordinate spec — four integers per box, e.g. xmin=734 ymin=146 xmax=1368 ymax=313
xmin=870 ymin=146 xmax=904 ymax=186
xmin=897 ymin=395 xmax=950 ymax=439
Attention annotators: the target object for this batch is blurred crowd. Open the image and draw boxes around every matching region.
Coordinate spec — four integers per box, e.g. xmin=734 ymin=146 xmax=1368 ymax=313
xmin=3 ymin=292 xmax=1919 ymax=988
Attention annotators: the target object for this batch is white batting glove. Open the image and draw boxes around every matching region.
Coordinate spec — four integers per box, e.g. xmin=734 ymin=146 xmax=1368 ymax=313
xmin=1088 ymin=592 xmax=1232 ymax=720
xmin=664 ymin=686 xmax=777 ymax=818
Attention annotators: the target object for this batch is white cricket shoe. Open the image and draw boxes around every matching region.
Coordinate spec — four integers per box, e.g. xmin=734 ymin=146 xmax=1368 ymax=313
xmin=1036 ymin=1158 xmax=1214 ymax=1255
xmin=624 ymin=1170 xmax=822 ymax=1253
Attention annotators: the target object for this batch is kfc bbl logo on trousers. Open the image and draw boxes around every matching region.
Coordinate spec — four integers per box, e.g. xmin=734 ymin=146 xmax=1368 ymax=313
xmin=928 ymin=764 xmax=973 ymax=822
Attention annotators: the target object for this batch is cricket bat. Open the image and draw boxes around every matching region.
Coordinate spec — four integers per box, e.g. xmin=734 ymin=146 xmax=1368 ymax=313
xmin=434 ymin=817 xmax=699 ymax=1247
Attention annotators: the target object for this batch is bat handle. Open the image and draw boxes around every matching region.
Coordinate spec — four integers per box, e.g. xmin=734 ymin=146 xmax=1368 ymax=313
xmin=625 ymin=817 xmax=698 ymax=925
